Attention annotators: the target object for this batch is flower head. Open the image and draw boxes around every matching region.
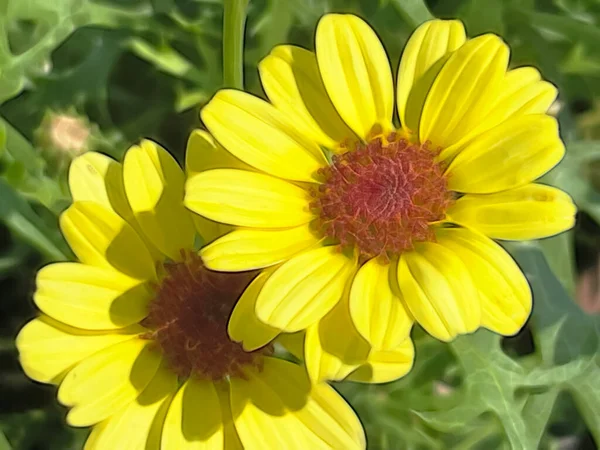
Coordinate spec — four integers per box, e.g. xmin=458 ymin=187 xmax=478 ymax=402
xmin=184 ymin=13 xmax=576 ymax=381
xmin=16 ymin=140 xmax=366 ymax=449
xmin=34 ymin=110 xmax=99 ymax=175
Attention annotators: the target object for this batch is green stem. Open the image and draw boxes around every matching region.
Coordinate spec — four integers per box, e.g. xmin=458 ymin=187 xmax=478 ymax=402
xmin=223 ymin=0 xmax=249 ymax=89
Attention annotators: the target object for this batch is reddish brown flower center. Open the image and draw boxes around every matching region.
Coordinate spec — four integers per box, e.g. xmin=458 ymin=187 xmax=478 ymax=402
xmin=311 ymin=135 xmax=454 ymax=258
xmin=142 ymin=252 xmax=269 ymax=380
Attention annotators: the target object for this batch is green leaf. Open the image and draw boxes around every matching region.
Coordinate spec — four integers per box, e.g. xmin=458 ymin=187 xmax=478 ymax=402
xmin=150 ymin=0 xmax=175 ymax=14
xmin=0 ymin=178 xmax=68 ymax=261
xmin=0 ymin=0 xmax=91 ymax=103
xmin=0 ymin=116 xmax=43 ymax=175
xmin=511 ymin=243 xmax=600 ymax=444
xmin=424 ymin=331 xmax=535 ymax=450
xmin=537 ymin=231 xmax=576 ymax=296
xmin=526 ymin=11 xmax=600 ymax=44
xmin=254 ymin=0 xmax=294 ymax=60
xmin=569 ymin=369 xmax=600 ymax=443
xmin=389 ymin=0 xmax=433 ymax=28
xmin=457 ymin=0 xmax=505 ymax=35
xmin=127 ymin=38 xmax=202 ymax=82
xmin=0 ymin=116 xmax=66 ymax=213
xmin=561 ymin=44 xmax=600 ymax=75
xmin=0 ymin=241 xmax=26 ymax=278
xmin=0 ymin=430 xmax=12 ymax=450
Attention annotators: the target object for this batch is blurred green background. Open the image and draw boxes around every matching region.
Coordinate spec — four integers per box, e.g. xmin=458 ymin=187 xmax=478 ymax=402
xmin=1 ymin=0 xmax=600 ymax=449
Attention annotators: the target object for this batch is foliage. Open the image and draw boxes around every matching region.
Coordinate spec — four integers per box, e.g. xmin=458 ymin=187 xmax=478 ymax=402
xmin=1 ymin=0 xmax=600 ymax=448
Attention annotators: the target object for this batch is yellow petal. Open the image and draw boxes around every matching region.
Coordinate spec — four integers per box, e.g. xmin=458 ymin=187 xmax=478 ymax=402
xmin=439 ymin=68 xmax=559 ymax=162
xmin=191 ymin=214 xmax=231 ymax=246
xmin=185 ymin=130 xmax=239 ymax=243
xmin=162 ymin=379 xmax=224 ymax=449
xmin=185 ymin=169 xmax=313 ymax=228
xmin=69 ymin=152 xmax=163 ymax=261
xmin=255 ymin=246 xmax=357 ymax=332
xmin=304 ymin=298 xmax=371 ymax=383
xmin=419 ymin=34 xmax=509 ymax=148
xmin=446 ymin=115 xmax=565 ymax=193
xmin=316 ymin=14 xmax=393 ymax=139
xmin=34 ymin=262 xmax=152 ymax=330
xmin=228 ymin=269 xmax=280 ymax=352
xmin=397 ymin=19 xmax=466 ymax=131
xmin=59 ymin=338 xmax=161 ymax=427
xmin=259 ymin=45 xmax=357 ymax=149
xmin=69 ymin=152 xmax=132 ymax=220
xmin=298 ymin=381 xmax=367 ymax=450
xmin=436 ymin=227 xmax=531 ymax=335
xmin=349 ymin=258 xmax=413 ymax=350
xmin=487 ymin=67 xmax=557 ymax=125
xmin=123 ymin=140 xmax=195 ymax=261
xmin=201 ymin=89 xmax=327 ymax=182
xmin=60 ymin=202 xmax=157 ymax=281
xmin=447 ymin=183 xmax=576 ymax=240
xmin=230 ymin=357 xmax=365 ymax=449
xmin=347 ymin=341 xmax=415 ymax=384
xmin=84 ymin=362 xmax=177 ymax=450
xmin=16 ymin=316 xmax=141 ymax=384
xmin=216 ymin=383 xmax=244 ymax=450
xmin=201 ymin=224 xmax=320 ymax=272
xmin=185 ymin=129 xmax=251 ymax=176
xmin=398 ymin=242 xmax=481 ymax=341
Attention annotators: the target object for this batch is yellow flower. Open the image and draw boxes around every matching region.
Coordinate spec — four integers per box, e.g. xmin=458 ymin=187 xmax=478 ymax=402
xmin=184 ymin=13 xmax=576 ymax=356
xmin=16 ymin=140 xmax=366 ymax=449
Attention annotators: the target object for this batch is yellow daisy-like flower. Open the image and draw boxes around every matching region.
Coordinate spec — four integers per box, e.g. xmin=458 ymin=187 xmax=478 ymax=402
xmin=184 ymin=14 xmax=576 ymax=353
xmin=16 ymin=140 xmax=366 ymax=449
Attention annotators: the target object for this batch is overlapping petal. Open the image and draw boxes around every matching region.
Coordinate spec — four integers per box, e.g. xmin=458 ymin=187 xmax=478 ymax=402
xmin=201 ymin=224 xmax=320 ymax=272
xmin=304 ymin=299 xmax=371 ymax=383
xmin=398 ymin=19 xmax=466 ymax=132
xmin=436 ymin=227 xmax=531 ymax=335
xmin=398 ymin=243 xmax=481 ymax=341
xmin=69 ymin=152 xmax=132 ymax=220
xmin=419 ymin=34 xmax=509 ymax=148
xmin=255 ymin=246 xmax=357 ymax=332
xmin=217 ymin=386 xmax=245 ymax=450
xmin=161 ymin=379 xmax=224 ymax=449
xmin=123 ymin=140 xmax=195 ymax=261
xmin=60 ymin=201 xmax=157 ymax=281
xmin=228 ymin=270 xmax=280 ymax=352
xmin=58 ymin=338 xmax=161 ymax=426
xmin=260 ymin=45 xmax=357 ymax=149
xmin=34 ymin=262 xmax=152 ymax=330
xmin=185 ymin=169 xmax=314 ymax=228
xmin=230 ymin=357 xmax=365 ymax=449
xmin=16 ymin=316 xmax=142 ymax=384
xmin=485 ymin=67 xmax=557 ymax=127
xmin=446 ymin=115 xmax=565 ymax=193
xmin=84 ymin=362 xmax=176 ymax=450
xmin=184 ymin=130 xmax=240 ymax=243
xmin=447 ymin=183 xmax=576 ymax=239
xmin=349 ymin=258 xmax=412 ymax=350
xmin=69 ymin=152 xmax=162 ymax=260
xmin=201 ymin=89 xmax=327 ymax=182
xmin=316 ymin=14 xmax=394 ymax=139
xmin=346 ymin=342 xmax=415 ymax=384
xmin=185 ymin=129 xmax=251 ymax=175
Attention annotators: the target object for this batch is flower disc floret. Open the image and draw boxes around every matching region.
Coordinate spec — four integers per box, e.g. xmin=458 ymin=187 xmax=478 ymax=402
xmin=311 ymin=136 xmax=454 ymax=258
xmin=143 ymin=251 xmax=268 ymax=380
